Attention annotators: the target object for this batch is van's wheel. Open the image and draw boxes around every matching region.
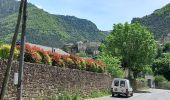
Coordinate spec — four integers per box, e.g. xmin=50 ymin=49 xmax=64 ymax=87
xmin=112 ymin=92 xmax=115 ymax=97
xmin=131 ymin=92 xmax=133 ymax=96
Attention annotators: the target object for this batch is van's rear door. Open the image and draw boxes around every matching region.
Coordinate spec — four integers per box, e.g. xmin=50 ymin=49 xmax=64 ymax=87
xmin=120 ymin=80 xmax=126 ymax=93
xmin=113 ymin=80 xmax=120 ymax=92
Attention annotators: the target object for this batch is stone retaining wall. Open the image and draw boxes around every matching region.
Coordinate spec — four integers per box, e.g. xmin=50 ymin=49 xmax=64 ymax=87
xmin=0 ymin=60 xmax=112 ymax=99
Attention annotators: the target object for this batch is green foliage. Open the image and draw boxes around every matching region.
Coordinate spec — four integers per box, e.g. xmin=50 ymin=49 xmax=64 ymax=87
xmin=0 ymin=33 xmax=21 ymax=43
xmin=72 ymin=95 xmax=83 ymax=100
xmin=79 ymin=59 xmax=86 ymax=70
xmin=132 ymin=3 xmax=170 ymax=40
xmin=38 ymin=90 xmax=110 ymax=100
xmin=48 ymin=94 xmax=83 ymax=100
xmin=0 ymin=0 xmax=106 ymax=48
xmin=85 ymin=48 xmax=93 ymax=55
xmin=154 ymin=3 xmax=170 ymax=15
xmin=0 ymin=0 xmax=20 ymax=18
xmin=140 ymin=65 xmax=153 ymax=75
xmin=98 ymin=53 xmax=124 ymax=77
xmin=155 ymin=75 xmax=167 ymax=83
xmin=88 ymin=90 xmax=110 ymax=98
xmin=152 ymin=55 xmax=170 ymax=81
xmin=153 ymin=41 xmax=170 ymax=81
xmin=156 ymin=43 xmax=163 ymax=58
xmin=37 ymin=50 xmax=52 ymax=65
xmin=154 ymin=75 xmax=169 ymax=89
xmin=24 ymin=51 xmax=42 ymax=64
xmin=101 ymin=23 xmax=157 ymax=75
xmin=159 ymin=81 xmax=170 ymax=89
xmin=136 ymin=78 xmax=148 ymax=89
xmin=163 ymin=42 xmax=170 ymax=52
xmin=76 ymin=51 xmax=87 ymax=57
xmin=0 ymin=41 xmax=4 ymax=46
xmin=85 ymin=59 xmax=105 ymax=73
xmin=0 ymin=44 xmax=19 ymax=60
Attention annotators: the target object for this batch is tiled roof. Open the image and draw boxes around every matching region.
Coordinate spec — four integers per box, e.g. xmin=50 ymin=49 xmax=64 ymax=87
xmin=27 ymin=43 xmax=69 ymax=55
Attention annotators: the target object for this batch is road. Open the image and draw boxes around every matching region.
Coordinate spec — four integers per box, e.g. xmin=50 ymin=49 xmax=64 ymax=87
xmin=88 ymin=89 xmax=170 ymax=100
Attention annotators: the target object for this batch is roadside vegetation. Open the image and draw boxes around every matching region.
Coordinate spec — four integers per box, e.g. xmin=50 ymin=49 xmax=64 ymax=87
xmin=99 ymin=23 xmax=170 ymax=90
xmin=154 ymin=75 xmax=170 ymax=90
xmin=37 ymin=90 xmax=110 ymax=100
xmin=39 ymin=95 xmax=84 ymax=100
xmin=152 ymin=42 xmax=170 ymax=89
xmin=0 ymin=43 xmax=106 ymax=73
xmin=99 ymin=23 xmax=157 ymax=80
xmin=98 ymin=53 xmax=124 ymax=78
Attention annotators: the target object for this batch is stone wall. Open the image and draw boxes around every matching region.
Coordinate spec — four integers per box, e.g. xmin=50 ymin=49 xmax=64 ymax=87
xmin=0 ymin=60 xmax=112 ymax=99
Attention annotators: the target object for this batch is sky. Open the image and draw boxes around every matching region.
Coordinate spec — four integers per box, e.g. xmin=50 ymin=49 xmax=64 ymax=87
xmin=27 ymin=0 xmax=170 ymax=31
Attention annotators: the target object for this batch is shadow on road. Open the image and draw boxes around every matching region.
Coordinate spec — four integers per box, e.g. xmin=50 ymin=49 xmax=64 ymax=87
xmin=111 ymin=95 xmax=132 ymax=99
xmin=134 ymin=90 xmax=151 ymax=93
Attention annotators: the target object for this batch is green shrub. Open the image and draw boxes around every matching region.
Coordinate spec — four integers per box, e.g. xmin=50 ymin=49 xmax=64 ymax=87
xmin=39 ymin=90 xmax=110 ymax=100
xmin=79 ymin=59 xmax=86 ymax=70
xmin=159 ymin=81 xmax=170 ymax=89
xmin=155 ymin=75 xmax=167 ymax=83
xmin=38 ymin=50 xmax=52 ymax=65
xmin=88 ymin=90 xmax=110 ymax=98
xmin=72 ymin=95 xmax=83 ymax=100
xmin=24 ymin=52 xmax=42 ymax=63
xmin=0 ymin=44 xmax=19 ymax=60
xmin=154 ymin=75 xmax=170 ymax=89
xmin=49 ymin=94 xmax=83 ymax=100
xmin=63 ymin=57 xmax=75 ymax=68
xmin=76 ymin=51 xmax=87 ymax=57
xmin=98 ymin=54 xmax=124 ymax=77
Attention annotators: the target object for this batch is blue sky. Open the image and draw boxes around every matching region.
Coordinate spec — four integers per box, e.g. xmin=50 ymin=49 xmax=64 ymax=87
xmin=27 ymin=0 xmax=170 ymax=31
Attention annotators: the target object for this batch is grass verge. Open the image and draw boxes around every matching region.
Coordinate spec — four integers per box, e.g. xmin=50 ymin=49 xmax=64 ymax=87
xmin=36 ymin=90 xmax=111 ymax=100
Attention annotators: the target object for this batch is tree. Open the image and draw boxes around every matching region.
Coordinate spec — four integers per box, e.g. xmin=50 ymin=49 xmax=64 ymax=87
xmin=101 ymin=23 xmax=157 ymax=78
xmin=152 ymin=54 xmax=170 ymax=81
xmin=98 ymin=52 xmax=124 ymax=77
xmin=154 ymin=75 xmax=167 ymax=86
xmin=163 ymin=42 xmax=170 ymax=52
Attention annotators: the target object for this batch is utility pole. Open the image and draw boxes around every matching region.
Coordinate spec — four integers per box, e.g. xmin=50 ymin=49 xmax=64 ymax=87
xmin=17 ymin=0 xmax=27 ymax=99
xmin=0 ymin=0 xmax=24 ymax=99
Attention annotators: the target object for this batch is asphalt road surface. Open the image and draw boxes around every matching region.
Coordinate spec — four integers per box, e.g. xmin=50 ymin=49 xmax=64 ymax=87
xmin=88 ymin=89 xmax=170 ymax=100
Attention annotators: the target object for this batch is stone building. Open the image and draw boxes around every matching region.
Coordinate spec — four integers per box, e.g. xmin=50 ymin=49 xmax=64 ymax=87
xmin=145 ymin=75 xmax=155 ymax=88
xmin=63 ymin=41 xmax=101 ymax=56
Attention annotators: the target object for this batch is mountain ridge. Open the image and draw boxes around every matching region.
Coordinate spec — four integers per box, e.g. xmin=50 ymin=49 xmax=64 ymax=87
xmin=132 ymin=3 xmax=170 ymax=40
xmin=0 ymin=0 xmax=106 ymax=47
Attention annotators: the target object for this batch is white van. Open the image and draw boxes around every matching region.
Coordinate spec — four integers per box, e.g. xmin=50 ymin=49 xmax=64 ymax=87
xmin=111 ymin=78 xmax=133 ymax=97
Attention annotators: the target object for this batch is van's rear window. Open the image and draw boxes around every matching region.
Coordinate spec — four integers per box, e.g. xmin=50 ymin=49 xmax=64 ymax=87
xmin=114 ymin=80 xmax=119 ymax=86
xmin=120 ymin=81 xmax=125 ymax=87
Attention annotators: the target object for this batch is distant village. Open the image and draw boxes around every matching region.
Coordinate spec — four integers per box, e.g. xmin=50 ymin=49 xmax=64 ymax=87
xmin=17 ymin=41 xmax=101 ymax=58
xmin=63 ymin=41 xmax=101 ymax=57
